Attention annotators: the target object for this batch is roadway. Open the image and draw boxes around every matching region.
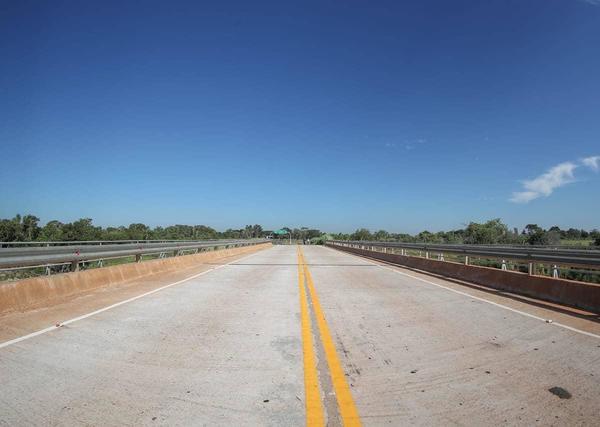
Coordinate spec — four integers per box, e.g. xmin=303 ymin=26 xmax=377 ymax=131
xmin=1 ymin=245 xmax=599 ymax=426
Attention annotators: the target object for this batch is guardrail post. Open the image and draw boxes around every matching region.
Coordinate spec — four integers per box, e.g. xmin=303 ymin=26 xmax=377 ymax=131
xmin=425 ymin=251 xmax=429 ymax=259
xmin=439 ymin=253 xmax=444 ymax=261
xmin=45 ymin=266 xmax=51 ymax=275
xmin=97 ymin=259 xmax=103 ymax=268
xmin=464 ymin=255 xmax=469 ymax=265
xmin=135 ymin=254 xmax=142 ymax=263
xmin=71 ymin=260 xmax=79 ymax=272
xmin=528 ymin=262 xmax=536 ymax=276
xmin=553 ymin=265 xmax=559 ymax=278
xmin=501 ymin=260 xmax=507 ymax=270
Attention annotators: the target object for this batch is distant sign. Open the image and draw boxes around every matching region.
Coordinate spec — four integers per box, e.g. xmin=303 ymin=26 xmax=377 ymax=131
xmin=273 ymin=229 xmax=289 ymax=235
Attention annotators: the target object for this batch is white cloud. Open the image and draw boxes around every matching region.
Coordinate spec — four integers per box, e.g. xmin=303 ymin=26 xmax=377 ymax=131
xmin=510 ymin=191 xmax=540 ymax=204
xmin=582 ymin=155 xmax=600 ymax=171
xmin=510 ymin=162 xmax=577 ymax=203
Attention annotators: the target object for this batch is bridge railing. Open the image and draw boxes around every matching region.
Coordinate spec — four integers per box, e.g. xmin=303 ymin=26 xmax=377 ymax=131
xmin=326 ymin=240 xmax=600 ymax=281
xmin=0 ymin=239 xmax=269 ymax=279
xmin=0 ymin=239 xmax=226 ymax=247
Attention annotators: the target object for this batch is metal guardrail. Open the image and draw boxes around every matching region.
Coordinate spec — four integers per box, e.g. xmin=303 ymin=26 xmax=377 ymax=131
xmin=327 ymin=240 xmax=600 ymax=275
xmin=0 ymin=239 xmax=268 ymax=271
xmin=0 ymin=239 xmax=225 ymax=247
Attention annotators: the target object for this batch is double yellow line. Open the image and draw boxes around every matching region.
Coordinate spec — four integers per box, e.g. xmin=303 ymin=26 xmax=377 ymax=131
xmin=297 ymin=246 xmax=362 ymax=427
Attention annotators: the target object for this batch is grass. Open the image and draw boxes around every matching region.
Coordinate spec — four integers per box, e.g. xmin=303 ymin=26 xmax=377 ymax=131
xmin=559 ymin=239 xmax=595 ymax=247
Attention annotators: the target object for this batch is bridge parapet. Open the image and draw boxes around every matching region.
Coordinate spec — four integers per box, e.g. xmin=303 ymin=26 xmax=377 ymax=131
xmin=327 ymin=240 xmax=600 ymax=313
xmin=0 ymin=239 xmax=269 ymax=279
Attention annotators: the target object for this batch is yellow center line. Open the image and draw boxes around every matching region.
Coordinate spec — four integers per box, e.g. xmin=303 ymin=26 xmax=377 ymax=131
xmin=299 ymin=247 xmax=362 ymax=427
xmin=297 ymin=247 xmax=325 ymax=427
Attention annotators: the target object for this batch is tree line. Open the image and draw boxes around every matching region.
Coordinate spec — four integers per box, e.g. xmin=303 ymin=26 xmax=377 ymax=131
xmin=0 ymin=215 xmax=598 ymax=246
xmin=0 ymin=215 xmax=268 ymax=242
xmin=329 ymin=219 xmax=600 ymax=246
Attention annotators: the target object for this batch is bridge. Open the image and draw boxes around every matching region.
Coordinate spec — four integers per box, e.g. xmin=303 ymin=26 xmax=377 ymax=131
xmin=1 ymin=241 xmax=599 ymax=425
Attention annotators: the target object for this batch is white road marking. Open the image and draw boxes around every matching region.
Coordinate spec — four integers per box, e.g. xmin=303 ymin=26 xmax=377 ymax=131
xmin=324 ymin=247 xmax=600 ymax=340
xmin=0 ymin=249 xmax=268 ymax=350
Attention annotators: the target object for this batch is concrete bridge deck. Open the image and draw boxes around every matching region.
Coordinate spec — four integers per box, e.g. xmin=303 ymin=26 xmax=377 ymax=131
xmin=1 ymin=245 xmax=599 ymax=426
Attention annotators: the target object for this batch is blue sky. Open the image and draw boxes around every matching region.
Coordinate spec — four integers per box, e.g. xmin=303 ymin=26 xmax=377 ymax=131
xmin=1 ymin=0 xmax=599 ymax=233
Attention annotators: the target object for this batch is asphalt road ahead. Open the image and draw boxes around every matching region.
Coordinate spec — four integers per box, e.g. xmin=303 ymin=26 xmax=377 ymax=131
xmin=1 ymin=245 xmax=599 ymax=426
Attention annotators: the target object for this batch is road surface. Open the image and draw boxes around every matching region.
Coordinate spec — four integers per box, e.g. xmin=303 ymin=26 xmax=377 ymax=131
xmin=1 ymin=245 xmax=599 ymax=426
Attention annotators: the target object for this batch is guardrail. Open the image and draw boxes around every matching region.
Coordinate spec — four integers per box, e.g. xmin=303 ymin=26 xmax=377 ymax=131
xmin=0 ymin=239 xmax=269 ymax=275
xmin=0 ymin=239 xmax=230 ymax=247
xmin=327 ymin=240 xmax=600 ymax=279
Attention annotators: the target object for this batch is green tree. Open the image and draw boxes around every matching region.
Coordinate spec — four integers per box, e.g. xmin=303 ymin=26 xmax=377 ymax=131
xmin=151 ymin=226 xmax=166 ymax=239
xmin=527 ymin=230 xmax=549 ymax=245
xmin=62 ymin=218 xmax=102 ymax=241
xmin=564 ymin=228 xmax=582 ymax=240
xmin=103 ymin=226 xmax=129 ymax=240
xmin=222 ymin=228 xmax=242 ymax=239
xmin=251 ymin=224 xmax=263 ymax=238
xmin=351 ymin=228 xmax=372 ymax=241
xmin=38 ymin=220 xmax=64 ymax=241
xmin=416 ymin=230 xmax=436 ymax=243
xmin=22 ymin=215 xmax=40 ymax=240
xmin=523 ymin=224 xmax=543 ymax=235
xmin=548 ymin=226 xmax=562 ymax=234
xmin=127 ymin=223 xmax=151 ymax=240
xmin=305 ymin=229 xmax=322 ymax=240
xmin=242 ymin=225 xmax=254 ymax=239
xmin=193 ymin=225 xmax=218 ymax=239
xmin=545 ymin=230 xmax=561 ymax=246
xmin=374 ymin=230 xmax=390 ymax=241
xmin=0 ymin=214 xmax=40 ymax=241
xmin=0 ymin=216 xmax=21 ymax=241
xmin=440 ymin=230 xmax=464 ymax=244
xmin=391 ymin=233 xmax=415 ymax=242
xmin=464 ymin=219 xmax=509 ymax=244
